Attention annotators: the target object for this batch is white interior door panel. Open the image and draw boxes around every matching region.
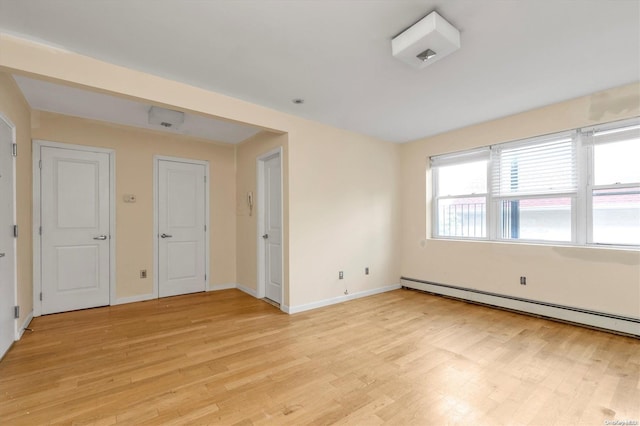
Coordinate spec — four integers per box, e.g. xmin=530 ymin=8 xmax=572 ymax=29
xmin=158 ymin=160 xmax=206 ymax=298
xmin=40 ymin=146 xmax=110 ymax=315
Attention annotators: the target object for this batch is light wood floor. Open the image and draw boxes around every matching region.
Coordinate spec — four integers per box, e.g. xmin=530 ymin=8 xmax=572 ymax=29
xmin=1 ymin=289 xmax=638 ymax=425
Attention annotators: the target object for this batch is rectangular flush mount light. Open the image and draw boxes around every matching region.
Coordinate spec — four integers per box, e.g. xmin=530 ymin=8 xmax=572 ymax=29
xmin=148 ymin=106 xmax=184 ymax=128
xmin=392 ymin=11 xmax=460 ymax=69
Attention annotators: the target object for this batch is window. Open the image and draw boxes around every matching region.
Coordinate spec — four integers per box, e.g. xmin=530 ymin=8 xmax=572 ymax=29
xmin=430 ymin=117 xmax=640 ymax=248
xmin=432 ymin=149 xmax=488 ymax=238
xmin=588 ymin=121 xmax=640 ymax=246
xmin=491 ymin=132 xmax=577 ymax=243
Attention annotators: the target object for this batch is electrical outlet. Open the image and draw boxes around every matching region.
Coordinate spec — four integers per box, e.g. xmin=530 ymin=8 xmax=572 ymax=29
xmin=339 ymin=271 xmax=344 ymax=280
xmin=365 ymin=267 xmax=369 ymax=275
xmin=140 ymin=269 xmax=147 ymax=279
xmin=520 ymin=276 xmax=526 ymax=285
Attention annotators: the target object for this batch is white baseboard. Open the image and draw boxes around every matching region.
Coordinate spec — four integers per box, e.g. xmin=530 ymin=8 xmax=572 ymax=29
xmin=209 ymin=283 xmax=237 ymax=292
xmin=17 ymin=310 xmax=34 ymax=339
xmin=287 ymin=284 xmax=401 ymax=314
xmin=401 ymin=278 xmax=640 ymax=337
xmin=237 ymin=284 xmax=258 ymax=298
xmin=113 ymin=293 xmax=155 ymax=306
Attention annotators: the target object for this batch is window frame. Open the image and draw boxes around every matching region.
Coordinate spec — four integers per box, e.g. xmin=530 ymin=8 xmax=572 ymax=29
xmin=429 ymin=117 xmax=640 ymax=249
xmin=431 ymin=148 xmax=490 ymax=240
xmin=584 ymin=119 xmax=640 ymax=247
xmin=489 ymin=130 xmax=579 ymax=244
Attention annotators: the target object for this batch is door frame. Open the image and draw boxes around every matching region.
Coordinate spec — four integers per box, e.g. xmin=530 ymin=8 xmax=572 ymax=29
xmin=32 ymin=140 xmax=116 ymax=317
xmin=153 ymin=155 xmax=210 ymax=299
xmin=0 ymin=112 xmax=18 ymax=341
xmin=256 ymin=147 xmax=284 ymax=307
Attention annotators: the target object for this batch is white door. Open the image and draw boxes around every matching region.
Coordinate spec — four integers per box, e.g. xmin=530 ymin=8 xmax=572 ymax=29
xmin=0 ymin=117 xmax=16 ymax=358
xmin=40 ymin=146 xmax=111 ymax=315
xmin=157 ymin=160 xmax=206 ymax=298
xmin=262 ymin=154 xmax=282 ymax=304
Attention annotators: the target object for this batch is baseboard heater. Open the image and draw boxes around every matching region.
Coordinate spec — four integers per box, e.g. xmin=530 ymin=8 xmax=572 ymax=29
xmin=400 ymin=277 xmax=640 ymax=337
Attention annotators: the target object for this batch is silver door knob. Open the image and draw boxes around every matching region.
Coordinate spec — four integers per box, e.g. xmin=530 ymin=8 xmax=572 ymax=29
xmin=0 ymin=253 xmax=5 ymax=258
xmin=93 ymin=235 xmax=108 ymax=240
xmin=262 ymin=234 xmax=269 ymax=239
xmin=161 ymin=233 xmax=173 ymax=238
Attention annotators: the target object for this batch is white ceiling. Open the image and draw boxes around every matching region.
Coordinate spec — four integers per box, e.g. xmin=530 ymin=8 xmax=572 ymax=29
xmin=1 ymin=0 xmax=639 ymax=143
xmin=13 ymin=76 xmax=262 ymax=144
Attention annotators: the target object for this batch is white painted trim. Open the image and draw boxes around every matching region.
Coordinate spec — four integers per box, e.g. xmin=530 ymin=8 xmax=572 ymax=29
xmin=401 ymin=278 xmax=640 ymax=336
xmin=32 ymin=140 xmax=116 ymax=317
xmin=153 ymin=155 xmax=210 ymax=299
xmin=209 ymin=283 xmax=237 ymax=291
xmin=287 ymin=284 xmax=402 ymax=314
xmin=0 ymin=113 xmax=18 ymax=343
xmin=113 ymin=293 xmax=155 ymax=305
xmin=17 ymin=310 xmax=33 ymax=339
xmin=237 ymin=284 xmax=258 ymax=298
xmin=256 ymin=147 xmax=284 ymax=304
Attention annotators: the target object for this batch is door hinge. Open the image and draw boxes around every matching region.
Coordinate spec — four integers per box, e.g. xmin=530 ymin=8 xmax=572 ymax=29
xmin=39 ymin=159 xmax=42 ymax=169
xmin=204 ymin=274 xmax=207 ymax=282
xmin=14 ymin=306 xmax=19 ymax=319
xmin=11 ymin=143 xmax=17 ymax=157
xmin=13 ymin=225 xmax=18 ymax=238
xmin=204 ymin=224 xmax=207 ymax=232
xmin=204 ymin=175 xmax=207 ymax=183
xmin=40 ymin=292 xmax=43 ymax=301
xmin=39 ymin=226 xmax=42 ymax=236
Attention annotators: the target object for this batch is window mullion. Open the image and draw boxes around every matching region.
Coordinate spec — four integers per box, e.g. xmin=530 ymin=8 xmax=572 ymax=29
xmin=487 ymin=151 xmax=496 ymax=240
xmin=576 ymin=131 xmax=589 ymax=245
xmin=431 ymin=166 xmax=439 ymax=238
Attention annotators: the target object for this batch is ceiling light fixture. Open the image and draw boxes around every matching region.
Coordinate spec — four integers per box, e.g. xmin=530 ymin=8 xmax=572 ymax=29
xmin=148 ymin=106 xmax=184 ymax=129
xmin=392 ymin=11 xmax=460 ymax=69
xmin=417 ymin=48 xmax=437 ymax=61
xmin=292 ymin=98 xmax=305 ymax=104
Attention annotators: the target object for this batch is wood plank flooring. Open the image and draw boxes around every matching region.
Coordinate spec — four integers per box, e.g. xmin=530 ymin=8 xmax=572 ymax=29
xmin=0 ymin=289 xmax=638 ymax=425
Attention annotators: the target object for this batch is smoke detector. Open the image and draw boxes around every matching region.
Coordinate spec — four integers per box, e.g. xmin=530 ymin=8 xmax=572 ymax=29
xmin=148 ymin=106 xmax=184 ymax=129
xmin=392 ymin=11 xmax=461 ymax=69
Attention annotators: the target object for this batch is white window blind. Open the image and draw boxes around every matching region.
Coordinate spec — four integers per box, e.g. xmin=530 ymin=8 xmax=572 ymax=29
xmin=491 ymin=132 xmax=577 ymax=197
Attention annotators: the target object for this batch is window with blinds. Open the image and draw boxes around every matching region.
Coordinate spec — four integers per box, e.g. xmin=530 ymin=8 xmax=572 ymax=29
xmin=490 ymin=133 xmax=577 ymax=197
xmin=429 ymin=117 xmax=640 ymax=247
xmin=490 ymin=132 xmax=578 ymax=242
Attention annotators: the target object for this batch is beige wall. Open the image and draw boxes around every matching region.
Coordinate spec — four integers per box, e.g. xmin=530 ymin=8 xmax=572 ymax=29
xmin=0 ymin=73 xmax=32 ymax=326
xmin=235 ymin=131 xmax=289 ymax=302
xmin=400 ymin=83 xmax=640 ymax=318
xmin=0 ymin=35 xmax=403 ymax=311
xmin=287 ymin=122 xmax=402 ymax=307
xmin=31 ymin=111 xmax=237 ymax=299
xmin=11 ymin=34 xmax=635 ymax=319
xmin=235 ymin=113 xmax=402 ymax=309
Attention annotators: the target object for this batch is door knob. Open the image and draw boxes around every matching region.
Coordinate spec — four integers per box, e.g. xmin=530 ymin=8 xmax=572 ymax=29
xmin=262 ymin=234 xmax=269 ymax=239
xmin=0 ymin=253 xmax=5 ymax=258
xmin=161 ymin=233 xmax=173 ymax=238
xmin=93 ymin=235 xmax=108 ymax=240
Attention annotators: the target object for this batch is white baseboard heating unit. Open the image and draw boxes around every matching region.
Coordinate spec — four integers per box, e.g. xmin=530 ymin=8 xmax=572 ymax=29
xmin=401 ymin=277 xmax=640 ymax=337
